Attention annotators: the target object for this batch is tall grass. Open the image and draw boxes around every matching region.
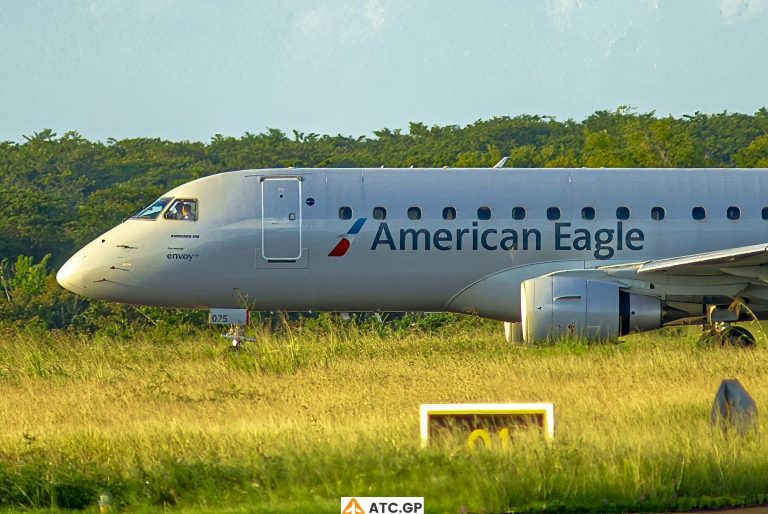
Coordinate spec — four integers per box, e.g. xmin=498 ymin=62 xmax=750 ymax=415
xmin=0 ymin=321 xmax=767 ymax=512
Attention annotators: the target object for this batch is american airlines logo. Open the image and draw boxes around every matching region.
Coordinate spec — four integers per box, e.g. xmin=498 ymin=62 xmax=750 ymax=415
xmin=329 ymin=218 xmax=367 ymax=256
xmin=332 ymin=219 xmax=645 ymax=260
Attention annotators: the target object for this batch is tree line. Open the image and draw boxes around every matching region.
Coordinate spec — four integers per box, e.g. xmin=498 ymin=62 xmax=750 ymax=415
xmin=2 ymin=107 xmax=768 ymax=330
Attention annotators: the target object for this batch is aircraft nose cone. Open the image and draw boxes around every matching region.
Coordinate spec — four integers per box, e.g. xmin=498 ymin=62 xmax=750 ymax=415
xmin=56 ymin=254 xmax=85 ymax=293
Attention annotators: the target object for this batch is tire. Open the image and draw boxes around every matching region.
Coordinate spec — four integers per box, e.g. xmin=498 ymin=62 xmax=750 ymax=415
xmin=722 ymin=326 xmax=756 ymax=348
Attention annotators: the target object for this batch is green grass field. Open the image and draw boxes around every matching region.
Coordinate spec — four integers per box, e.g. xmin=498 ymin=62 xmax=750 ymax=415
xmin=1 ymin=318 xmax=767 ymax=513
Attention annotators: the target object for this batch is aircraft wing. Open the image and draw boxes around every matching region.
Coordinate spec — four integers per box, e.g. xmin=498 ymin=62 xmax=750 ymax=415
xmin=629 ymin=243 xmax=768 ymax=277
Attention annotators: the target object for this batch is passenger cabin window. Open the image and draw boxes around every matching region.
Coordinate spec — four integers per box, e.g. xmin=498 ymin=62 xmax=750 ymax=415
xmin=132 ymin=197 xmax=172 ymax=220
xmin=651 ymin=207 xmax=665 ymax=221
xmin=727 ymin=206 xmax=740 ymax=221
xmin=477 ymin=207 xmax=491 ymax=220
xmin=763 ymin=207 xmax=768 ymax=220
xmin=692 ymin=206 xmax=706 ymax=220
xmin=339 ymin=206 xmax=352 ymax=220
xmin=581 ymin=207 xmax=596 ymax=220
xmin=373 ymin=207 xmax=387 ymax=220
xmin=408 ymin=207 xmax=421 ymax=220
xmin=442 ymin=207 xmax=456 ymax=220
xmin=616 ymin=207 xmax=630 ymax=220
xmin=512 ymin=207 xmax=526 ymax=220
xmin=163 ymin=199 xmax=198 ymax=221
xmin=547 ymin=207 xmax=561 ymax=221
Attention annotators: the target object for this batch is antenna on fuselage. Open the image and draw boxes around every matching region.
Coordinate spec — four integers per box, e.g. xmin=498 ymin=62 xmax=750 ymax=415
xmin=493 ymin=156 xmax=510 ymax=169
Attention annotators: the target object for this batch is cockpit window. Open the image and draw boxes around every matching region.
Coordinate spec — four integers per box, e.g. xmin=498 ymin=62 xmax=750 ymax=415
xmin=164 ymin=199 xmax=198 ymax=221
xmin=131 ymin=197 xmax=172 ymax=220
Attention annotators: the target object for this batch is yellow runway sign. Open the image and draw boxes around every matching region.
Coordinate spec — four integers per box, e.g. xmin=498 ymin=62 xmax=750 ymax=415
xmin=419 ymin=403 xmax=555 ymax=448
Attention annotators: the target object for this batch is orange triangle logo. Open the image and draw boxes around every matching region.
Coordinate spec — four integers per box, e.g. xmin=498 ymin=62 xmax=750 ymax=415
xmin=342 ymin=497 xmax=365 ymax=514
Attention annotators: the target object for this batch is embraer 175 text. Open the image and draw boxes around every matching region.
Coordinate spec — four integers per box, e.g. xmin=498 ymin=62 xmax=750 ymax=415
xmin=56 ymin=167 xmax=768 ymax=345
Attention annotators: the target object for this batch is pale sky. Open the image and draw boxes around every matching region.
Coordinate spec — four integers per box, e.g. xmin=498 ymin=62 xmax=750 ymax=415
xmin=1 ymin=0 xmax=767 ymax=142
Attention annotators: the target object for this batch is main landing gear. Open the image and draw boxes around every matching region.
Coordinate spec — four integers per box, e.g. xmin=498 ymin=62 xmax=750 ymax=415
xmin=699 ymin=304 xmax=757 ymax=348
xmin=700 ymin=323 xmax=756 ymax=348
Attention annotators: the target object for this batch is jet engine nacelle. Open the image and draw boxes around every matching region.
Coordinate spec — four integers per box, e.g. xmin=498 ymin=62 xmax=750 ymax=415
xmin=521 ymin=275 xmax=661 ymax=342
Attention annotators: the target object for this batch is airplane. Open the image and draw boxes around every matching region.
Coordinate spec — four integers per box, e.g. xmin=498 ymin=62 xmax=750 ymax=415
xmin=56 ymin=166 xmax=768 ymax=346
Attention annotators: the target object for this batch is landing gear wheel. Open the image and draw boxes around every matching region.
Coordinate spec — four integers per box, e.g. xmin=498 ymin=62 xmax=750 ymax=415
xmin=701 ymin=325 xmax=756 ymax=348
xmin=720 ymin=326 xmax=756 ymax=348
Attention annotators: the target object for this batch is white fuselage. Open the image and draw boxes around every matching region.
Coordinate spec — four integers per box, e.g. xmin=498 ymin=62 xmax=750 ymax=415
xmin=57 ymin=168 xmax=768 ymax=322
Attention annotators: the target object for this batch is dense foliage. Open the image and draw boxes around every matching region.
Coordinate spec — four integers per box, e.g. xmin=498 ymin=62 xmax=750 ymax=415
xmin=2 ymin=108 xmax=768 ymax=329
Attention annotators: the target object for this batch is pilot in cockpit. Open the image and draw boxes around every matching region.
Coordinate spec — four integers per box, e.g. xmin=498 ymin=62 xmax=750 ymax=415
xmin=180 ymin=202 xmax=192 ymax=220
xmin=164 ymin=200 xmax=195 ymax=221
